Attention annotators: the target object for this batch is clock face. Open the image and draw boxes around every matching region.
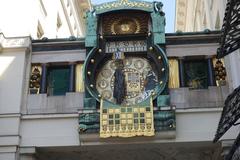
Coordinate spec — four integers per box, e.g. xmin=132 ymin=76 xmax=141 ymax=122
xmin=96 ymin=57 xmax=158 ymax=105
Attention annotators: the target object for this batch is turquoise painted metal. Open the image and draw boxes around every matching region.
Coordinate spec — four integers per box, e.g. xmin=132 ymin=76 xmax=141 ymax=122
xmin=85 ymin=10 xmax=97 ymax=47
xmin=94 ymin=0 xmax=153 ymax=14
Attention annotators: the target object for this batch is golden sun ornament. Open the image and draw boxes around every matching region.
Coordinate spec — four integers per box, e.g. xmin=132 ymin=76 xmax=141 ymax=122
xmin=111 ymin=17 xmax=140 ymax=35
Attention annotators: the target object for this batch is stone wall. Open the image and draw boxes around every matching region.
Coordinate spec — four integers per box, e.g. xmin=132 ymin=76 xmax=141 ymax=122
xmin=26 ymin=92 xmax=84 ymax=114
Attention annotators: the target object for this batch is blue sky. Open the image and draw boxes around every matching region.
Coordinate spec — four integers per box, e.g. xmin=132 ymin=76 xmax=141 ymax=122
xmin=91 ymin=0 xmax=175 ymax=33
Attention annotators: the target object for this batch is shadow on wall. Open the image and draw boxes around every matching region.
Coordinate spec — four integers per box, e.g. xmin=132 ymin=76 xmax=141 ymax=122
xmin=0 ymin=56 xmax=15 ymax=78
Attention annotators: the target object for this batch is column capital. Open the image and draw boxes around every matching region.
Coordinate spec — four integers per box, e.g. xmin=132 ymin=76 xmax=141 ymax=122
xmin=41 ymin=63 xmax=49 ymax=66
xmin=68 ymin=61 xmax=77 ymax=65
xmin=178 ymin=56 xmax=185 ymax=60
xmin=205 ymin=55 xmax=214 ymax=59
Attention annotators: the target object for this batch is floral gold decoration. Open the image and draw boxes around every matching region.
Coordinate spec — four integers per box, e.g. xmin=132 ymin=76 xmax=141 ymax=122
xmin=29 ymin=66 xmax=42 ymax=94
xmin=102 ymin=11 xmax=149 ymax=35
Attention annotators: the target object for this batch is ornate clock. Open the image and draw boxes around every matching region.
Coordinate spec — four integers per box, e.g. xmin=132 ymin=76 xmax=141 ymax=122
xmin=81 ymin=1 xmax=175 ymax=139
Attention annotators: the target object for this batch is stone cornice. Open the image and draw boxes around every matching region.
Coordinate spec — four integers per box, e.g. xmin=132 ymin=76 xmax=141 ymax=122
xmin=0 ymin=33 xmax=31 ymax=49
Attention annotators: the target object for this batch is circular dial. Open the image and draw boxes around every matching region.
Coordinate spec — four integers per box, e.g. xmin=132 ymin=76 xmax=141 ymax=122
xmin=96 ymin=57 xmax=158 ymax=105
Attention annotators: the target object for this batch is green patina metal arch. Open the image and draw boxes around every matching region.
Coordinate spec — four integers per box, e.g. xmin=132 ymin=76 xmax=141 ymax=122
xmin=94 ymin=0 xmax=154 ymax=14
xmin=85 ymin=0 xmax=166 ymax=47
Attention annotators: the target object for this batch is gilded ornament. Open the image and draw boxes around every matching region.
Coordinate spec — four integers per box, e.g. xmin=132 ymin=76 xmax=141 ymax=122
xmin=134 ymin=59 xmax=144 ymax=69
xmin=98 ymin=80 xmax=108 ymax=89
xmin=111 ymin=17 xmax=140 ymax=35
xmin=99 ymin=98 xmax=155 ymax=138
xmin=101 ymin=69 xmax=112 ymax=78
xmin=29 ymin=66 xmax=41 ymax=94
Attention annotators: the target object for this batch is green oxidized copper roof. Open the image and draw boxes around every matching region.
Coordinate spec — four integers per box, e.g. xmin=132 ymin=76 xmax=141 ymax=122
xmin=94 ymin=0 xmax=153 ymax=14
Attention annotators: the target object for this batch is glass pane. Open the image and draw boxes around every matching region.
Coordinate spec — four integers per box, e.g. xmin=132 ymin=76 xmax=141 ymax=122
xmin=184 ymin=60 xmax=208 ymax=89
xmin=48 ymin=67 xmax=70 ymax=95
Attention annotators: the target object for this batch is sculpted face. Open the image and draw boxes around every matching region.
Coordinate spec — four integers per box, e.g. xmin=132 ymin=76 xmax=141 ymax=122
xmin=121 ymin=24 xmax=130 ymax=32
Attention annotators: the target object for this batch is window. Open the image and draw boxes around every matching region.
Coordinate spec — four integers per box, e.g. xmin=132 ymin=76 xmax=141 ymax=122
xmin=57 ymin=13 xmax=62 ymax=30
xmin=37 ymin=22 xmax=44 ymax=39
xmin=215 ymin=11 xmax=221 ymax=30
xmin=184 ymin=60 xmax=208 ymax=89
xmin=47 ymin=66 xmax=70 ymax=95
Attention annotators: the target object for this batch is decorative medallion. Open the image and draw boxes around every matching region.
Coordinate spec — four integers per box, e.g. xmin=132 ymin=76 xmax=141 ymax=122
xmin=102 ymin=11 xmax=149 ymax=35
xmin=111 ymin=18 xmax=140 ymax=35
xmin=98 ymin=80 xmax=108 ymax=89
xmin=101 ymin=69 xmax=112 ymax=78
xmin=102 ymin=90 xmax=112 ymax=99
xmin=110 ymin=61 xmax=117 ymax=70
xmin=134 ymin=59 xmax=144 ymax=69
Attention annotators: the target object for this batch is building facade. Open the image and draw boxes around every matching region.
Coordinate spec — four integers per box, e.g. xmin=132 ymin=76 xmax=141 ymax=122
xmin=175 ymin=0 xmax=240 ymax=98
xmin=175 ymin=0 xmax=240 ymax=158
xmin=175 ymin=0 xmax=240 ymax=91
xmin=1 ymin=0 xmax=240 ymax=160
xmin=175 ymin=0 xmax=227 ymax=32
xmin=0 ymin=0 xmax=91 ymax=39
